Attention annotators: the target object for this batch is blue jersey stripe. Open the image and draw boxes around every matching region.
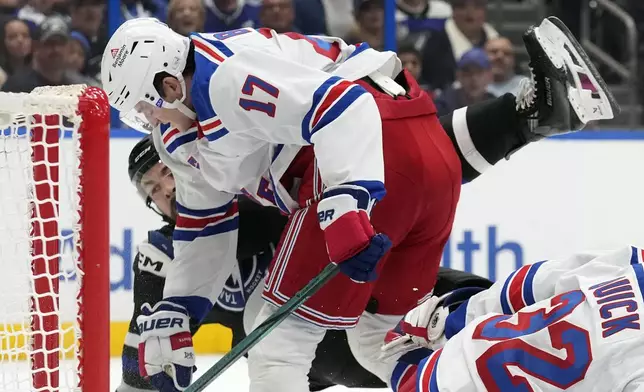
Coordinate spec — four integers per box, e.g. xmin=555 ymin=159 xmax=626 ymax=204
xmin=176 ymin=200 xmax=234 ymax=217
xmin=347 ymin=42 xmax=371 ymax=60
xmin=631 ymin=246 xmax=640 ymax=264
xmin=159 ymin=122 xmax=172 ymax=135
xmin=191 ymin=51 xmax=220 ymax=121
xmin=301 ymin=76 xmax=342 ymax=143
xmin=272 ymin=144 xmax=284 ymax=163
xmin=174 ymin=216 xmax=239 ymax=242
xmin=390 ymin=362 xmax=411 ymax=392
xmin=428 ymin=356 xmax=440 ymax=392
xmin=500 ymin=269 xmax=518 ymax=315
xmin=204 ymin=127 xmax=229 ymax=142
xmin=309 ymin=85 xmax=367 ymax=139
xmin=632 ymin=263 xmax=644 ymax=302
xmin=523 ymin=261 xmax=545 ymax=306
xmin=210 ymin=40 xmax=234 ymax=57
xmin=268 ymin=170 xmax=291 ymax=214
xmin=166 ymin=131 xmax=198 ymax=153
xmin=444 ymin=299 xmax=468 ymax=339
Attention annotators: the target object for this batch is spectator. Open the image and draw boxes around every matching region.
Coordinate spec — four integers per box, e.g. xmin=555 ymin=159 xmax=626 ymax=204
xmin=434 ymin=47 xmax=494 ymax=116
xmin=0 ymin=0 xmax=19 ymax=17
xmin=396 ymin=0 xmax=451 ymax=49
xmin=397 ymin=42 xmax=431 ymax=92
xmin=2 ymin=15 xmax=73 ymax=92
xmin=421 ymin=0 xmax=498 ymax=92
xmin=260 ymin=0 xmax=296 ymax=33
xmin=346 ymin=0 xmax=384 ymax=51
xmin=64 ymin=30 xmax=99 ymax=86
xmin=122 ymin=0 xmax=167 ymax=21
xmin=485 ymin=36 xmax=525 ymax=97
xmin=293 ymin=0 xmax=354 ymax=38
xmin=0 ymin=18 xmax=32 ymax=87
xmin=167 ymin=0 xmax=206 ymax=36
xmin=18 ymin=0 xmax=60 ymax=29
xmin=70 ymin=0 xmax=105 ymax=80
xmin=203 ymin=0 xmax=259 ymax=32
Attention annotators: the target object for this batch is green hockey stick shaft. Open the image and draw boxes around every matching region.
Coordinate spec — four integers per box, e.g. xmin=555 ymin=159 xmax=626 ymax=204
xmin=185 ymin=263 xmax=340 ymax=392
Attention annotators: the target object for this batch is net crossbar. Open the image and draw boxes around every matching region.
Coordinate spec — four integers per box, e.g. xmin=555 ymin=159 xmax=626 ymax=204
xmin=0 ymin=85 xmax=110 ymax=392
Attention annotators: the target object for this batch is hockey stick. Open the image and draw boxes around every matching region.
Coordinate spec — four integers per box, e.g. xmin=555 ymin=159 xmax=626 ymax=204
xmin=185 ymin=263 xmax=341 ymax=392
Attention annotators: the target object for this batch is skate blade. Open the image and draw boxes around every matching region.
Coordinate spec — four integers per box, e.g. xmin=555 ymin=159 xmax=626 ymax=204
xmin=533 ymin=17 xmax=620 ymax=124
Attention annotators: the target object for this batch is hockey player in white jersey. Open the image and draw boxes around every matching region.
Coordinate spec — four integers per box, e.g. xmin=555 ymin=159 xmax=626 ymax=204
xmin=102 ymin=15 xmax=618 ymax=392
xmin=382 ymin=246 xmax=644 ymax=392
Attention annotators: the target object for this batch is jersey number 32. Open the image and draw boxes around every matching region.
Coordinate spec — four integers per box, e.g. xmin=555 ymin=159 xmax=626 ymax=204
xmin=472 ymin=290 xmax=592 ymax=392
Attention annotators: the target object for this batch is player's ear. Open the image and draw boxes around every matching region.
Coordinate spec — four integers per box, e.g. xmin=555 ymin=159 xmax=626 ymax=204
xmin=161 ymin=77 xmax=183 ymax=103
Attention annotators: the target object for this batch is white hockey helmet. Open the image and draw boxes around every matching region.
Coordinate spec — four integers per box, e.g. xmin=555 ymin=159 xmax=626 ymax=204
xmin=101 ymin=18 xmax=195 ymax=133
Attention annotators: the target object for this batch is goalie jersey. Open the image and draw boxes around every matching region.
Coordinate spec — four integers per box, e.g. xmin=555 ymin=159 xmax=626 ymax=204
xmin=402 ymin=246 xmax=644 ymax=392
xmin=154 ymin=28 xmax=402 ymax=322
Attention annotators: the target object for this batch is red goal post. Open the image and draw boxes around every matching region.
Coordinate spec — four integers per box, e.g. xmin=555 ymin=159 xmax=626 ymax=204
xmin=0 ymin=85 xmax=110 ymax=392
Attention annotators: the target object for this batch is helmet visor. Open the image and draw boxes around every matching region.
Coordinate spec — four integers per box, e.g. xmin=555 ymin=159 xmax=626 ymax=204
xmin=120 ymin=101 xmax=164 ymax=134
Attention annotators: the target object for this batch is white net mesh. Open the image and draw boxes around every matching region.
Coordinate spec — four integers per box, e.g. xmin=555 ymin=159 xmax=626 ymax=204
xmin=0 ymin=86 xmax=86 ymax=392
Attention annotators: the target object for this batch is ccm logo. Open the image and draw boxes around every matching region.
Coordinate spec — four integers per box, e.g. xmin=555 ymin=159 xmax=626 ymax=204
xmin=138 ymin=318 xmax=184 ymax=332
xmin=318 ymin=209 xmax=334 ymax=223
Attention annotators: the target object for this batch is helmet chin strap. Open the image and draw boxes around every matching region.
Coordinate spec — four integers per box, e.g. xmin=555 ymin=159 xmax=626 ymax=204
xmin=162 ymin=74 xmax=197 ymax=120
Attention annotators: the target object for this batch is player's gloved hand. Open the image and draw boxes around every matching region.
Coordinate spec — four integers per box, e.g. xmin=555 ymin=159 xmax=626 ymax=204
xmin=317 ymin=185 xmax=392 ymax=282
xmin=380 ymin=287 xmax=486 ymax=360
xmin=137 ymin=301 xmax=196 ymax=392
xmin=380 ymin=294 xmax=449 ymax=361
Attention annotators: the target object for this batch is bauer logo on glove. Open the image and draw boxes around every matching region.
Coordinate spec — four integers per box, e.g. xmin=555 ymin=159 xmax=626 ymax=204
xmin=137 ymin=301 xmax=197 ymax=391
xmin=138 ymin=317 xmax=185 ymax=332
xmin=316 ymin=185 xmax=391 ymax=282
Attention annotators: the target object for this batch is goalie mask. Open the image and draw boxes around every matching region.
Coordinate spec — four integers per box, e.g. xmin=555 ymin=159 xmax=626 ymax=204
xmin=128 ymin=134 xmax=176 ymax=223
xmin=102 ymin=17 xmax=196 ymax=133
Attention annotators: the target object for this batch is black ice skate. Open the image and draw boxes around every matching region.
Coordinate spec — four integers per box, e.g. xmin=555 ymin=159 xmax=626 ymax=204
xmin=516 ymin=16 xmax=620 ymax=141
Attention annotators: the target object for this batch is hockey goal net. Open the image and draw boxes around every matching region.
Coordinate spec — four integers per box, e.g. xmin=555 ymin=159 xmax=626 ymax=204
xmin=0 ymin=85 xmax=110 ymax=392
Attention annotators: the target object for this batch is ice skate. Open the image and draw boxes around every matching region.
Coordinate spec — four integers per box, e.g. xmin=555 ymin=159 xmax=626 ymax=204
xmin=516 ymin=16 xmax=620 ymax=140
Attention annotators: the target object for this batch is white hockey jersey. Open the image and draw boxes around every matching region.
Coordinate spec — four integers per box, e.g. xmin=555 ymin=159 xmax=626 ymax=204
xmin=413 ymin=245 xmax=644 ymax=392
xmin=154 ymin=28 xmax=402 ymax=321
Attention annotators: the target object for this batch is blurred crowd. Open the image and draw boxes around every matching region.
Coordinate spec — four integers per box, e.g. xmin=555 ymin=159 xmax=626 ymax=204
xmin=0 ymin=0 xmax=584 ymax=117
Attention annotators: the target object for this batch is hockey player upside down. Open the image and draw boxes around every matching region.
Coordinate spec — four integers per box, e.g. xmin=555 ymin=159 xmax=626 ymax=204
xmin=103 ymin=15 xmax=618 ymax=392
xmin=384 ymin=244 xmax=644 ymax=392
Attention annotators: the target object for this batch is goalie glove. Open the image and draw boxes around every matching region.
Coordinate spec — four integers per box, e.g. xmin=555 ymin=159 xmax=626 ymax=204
xmin=380 ymin=287 xmax=486 ymax=361
xmin=137 ymin=301 xmax=196 ymax=392
xmin=317 ymin=185 xmax=391 ymax=282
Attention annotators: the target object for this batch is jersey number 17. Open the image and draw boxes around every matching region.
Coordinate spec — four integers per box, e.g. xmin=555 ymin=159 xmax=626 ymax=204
xmin=239 ymin=75 xmax=280 ymax=118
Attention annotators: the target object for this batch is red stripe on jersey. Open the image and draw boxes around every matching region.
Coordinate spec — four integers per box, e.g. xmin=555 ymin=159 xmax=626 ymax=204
xmin=397 ymin=365 xmax=417 ymax=392
xmin=193 ymin=39 xmax=225 ymax=63
xmin=257 ymin=28 xmax=273 ymax=39
xmin=420 ymin=349 xmax=442 ymax=392
xmin=163 ymin=128 xmax=180 ymax=144
xmin=640 ymin=248 xmax=644 ymax=263
xmin=176 ymin=202 xmax=238 ymax=229
xmin=508 ymin=265 xmax=530 ymax=312
xmin=201 ymin=118 xmax=222 ymax=131
xmin=283 ymin=32 xmax=341 ymax=60
xmin=312 ymin=80 xmax=352 ymax=128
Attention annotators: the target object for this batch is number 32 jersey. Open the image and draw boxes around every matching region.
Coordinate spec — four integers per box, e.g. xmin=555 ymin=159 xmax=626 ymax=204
xmin=414 ymin=245 xmax=644 ymax=392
